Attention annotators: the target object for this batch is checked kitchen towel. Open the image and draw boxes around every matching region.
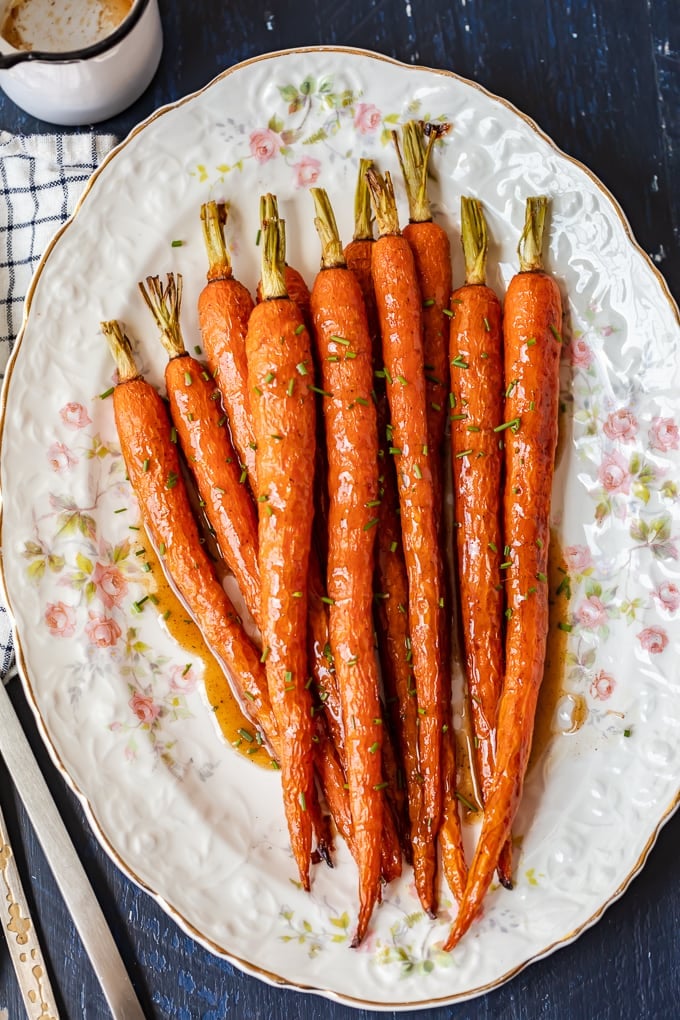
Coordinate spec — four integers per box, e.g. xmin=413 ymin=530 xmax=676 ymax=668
xmin=0 ymin=130 xmax=117 ymax=676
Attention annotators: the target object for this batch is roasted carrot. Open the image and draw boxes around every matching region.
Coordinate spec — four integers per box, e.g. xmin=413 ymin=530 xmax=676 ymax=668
xmin=139 ymin=273 xmax=261 ymax=630
xmin=101 ymin=320 xmax=277 ymax=749
xmin=393 ymin=120 xmax=452 ymax=511
xmin=198 ymin=201 xmax=257 ymax=488
xmin=444 ymin=196 xmax=563 ymax=949
xmin=245 ymin=198 xmax=317 ymax=891
xmin=449 ymin=197 xmax=512 ymax=888
xmin=344 ymin=158 xmax=419 ymax=865
xmin=367 ymin=167 xmax=453 ymax=915
xmin=309 ymin=187 xmax=383 ymax=944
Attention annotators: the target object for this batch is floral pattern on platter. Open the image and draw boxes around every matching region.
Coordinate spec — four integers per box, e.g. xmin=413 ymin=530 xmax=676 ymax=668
xmin=190 ymin=73 xmax=450 ymax=190
xmin=2 ymin=49 xmax=680 ymax=1008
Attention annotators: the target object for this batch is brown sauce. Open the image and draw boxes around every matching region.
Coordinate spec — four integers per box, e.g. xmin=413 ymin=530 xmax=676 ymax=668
xmin=2 ymin=0 xmax=133 ymax=53
xmin=139 ymin=540 xmax=273 ymax=769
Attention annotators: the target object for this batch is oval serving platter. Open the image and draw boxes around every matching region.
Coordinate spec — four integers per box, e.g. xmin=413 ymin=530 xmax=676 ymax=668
xmin=1 ymin=46 xmax=679 ymax=1010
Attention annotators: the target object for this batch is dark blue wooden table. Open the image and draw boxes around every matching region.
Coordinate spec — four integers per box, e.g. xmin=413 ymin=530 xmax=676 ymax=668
xmin=1 ymin=2 xmax=679 ymax=1017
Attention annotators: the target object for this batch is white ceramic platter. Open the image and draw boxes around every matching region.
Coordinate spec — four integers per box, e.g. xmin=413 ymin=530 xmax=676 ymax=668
xmin=1 ymin=47 xmax=679 ymax=1010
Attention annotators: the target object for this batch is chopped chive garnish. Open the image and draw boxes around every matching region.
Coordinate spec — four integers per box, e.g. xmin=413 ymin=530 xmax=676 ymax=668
xmin=321 ymin=595 xmax=335 ymax=605
xmin=451 ymin=355 xmax=469 ymax=369
xmin=170 ymin=426 xmax=177 ymax=444
xmin=443 ymin=307 xmax=454 ymax=317
xmin=264 ymin=371 xmax=275 ymax=384
xmin=218 ymin=415 xmax=227 ymax=427
xmin=455 ymin=791 xmax=477 ymax=811
xmin=166 ymin=472 xmax=178 ymax=489
xmin=331 ymin=334 xmax=350 ymax=346
xmin=558 ymin=621 xmax=573 ymax=632
xmin=536 ymin=572 xmax=548 ymax=583
xmin=184 ymin=370 xmax=193 ymax=386
xmin=494 ymin=418 xmax=521 ymax=433
xmin=308 ymin=385 xmax=333 ymax=397
xmin=456 ymin=448 xmax=473 ymax=458
xmin=397 ymin=374 xmax=408 ymax=386
xmin=296 ymin=361 xmax=308 ymax=375
xmin=505 ymin=607 xmax=513 ymax=619
xmin=423 ymin=298 xmax=435 ymax=308
xmin=549 ymin=324 xmax=563 ymax=343
xmin=260 ymin=645 xmax=270 ymax=663
xmin=449 ymin=392 xmax=456 ymax=408
xmin=481 ymin=351 xmax=489 ymax=358
xmin=504 ymin=545 xmax=511 ymax=556
xmin=368 ymin=742 xmax=380 ymax=753
xmin=431 ymin=402 xmax=441 ymax=412
xmin=99 ymin=386 xmax=114 ymax=399
xmin=239 ymin=467 xmax=247 ymax=484
xmin=284 ymin=670 xmax=292 ymax=682
xmin=114 ymin=507 xmax=126 ymax=514
xmin=506 ymin=379 xmax=518 ymax=397
xmin=483 ymin=316 xmax=490 ymax=332
xmin=623 ymin=728 xmax=631 ymax=737
xmin=355 ymin=396 xmax=369 ymax=406
xmin=171 ymin=239 xmax=183 ymax=247
xmin=467 ymin=425 xmax=481 ymax=432
xmin=255 ymin=228 xmax=261 ymax=246
xmin=363 ymin=517 xmax=379 ymax=531
xmin=294 ymin=323 xmax=305 ymax=334
xmin=500 ymin=560 xmax=512 ymax=569
xmin=194 ymin=345 xmax=202 ymax=355
xmin=373 ymin=782 xmax=389 ymax=791
xmin=488 ymin=541 xmax=497 ymax=552
xmin=390 ymin=540 xmax=398 ymax=553
xmin=414 ymin=463 xmax=422 ymax=479
xmin=527 ymin=337 xmax=537 ymax=346
xmin=286 ymin=378 xmax=295 ymax=397
xmin=292 ymin=591 xmax=303 ymax=598
xmin=253 ymin=385 xmax=262 ymax=396
xmin=238 ymin=728 xmax=254 ymax=742
xmin=299 ymin=792 xmax=307 ymax=811
xmin=159 ymin=542 xmax=166 ymax=556
xmin=451 ymin=413 xmax=467 ymax=421
xmin=383 ymin=367 xmax=393 ymax=385
xmin=182 ymin=663 xmax=192 ymax=676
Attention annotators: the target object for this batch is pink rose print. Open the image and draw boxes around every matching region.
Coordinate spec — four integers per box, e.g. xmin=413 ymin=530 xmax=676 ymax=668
xmin=292 ymin=155 xmax=322 ymax=189
xmin=59 ymin=402 xmax=91 ymax=430
xmin=575 ymin=595 xmax=608 ymax=629
xmin=92 ymin=562 xmax=128 ymax=609
xmin=85 ymin=612 xmax=122 ymax=648
xmin=569 ymin=336 xmax=593 ymax=368
xmin=590 ymin=670 xmax=615 ymax=701
xmin=653 ymin=581 xmax=680 ymax=613
xmin=649 ymin=417 xmax=679 ymax=453
xmin=637 ymin=626 xmax=668 ymax=654
xmin=353 ymin=102 xmax=382 ymax=135
xmin=44 ymin=601 xmax=77 ymax=638
xmin=48 ymin=441 xmax=78 ymax=473
xmin=249 ymin=128 xmax=280 ymax=164
xmin=129 ymin=691 xmax=160 ymax=725
xmin=170 ymin=664 xmax=198 ymax=695
xmin=597 ymin=450 xmax=630 ymax=495
xmin=603 ymin=408 xmax=638 ymax=443
xmin=564 ymin=544 xmax=592 ymax=574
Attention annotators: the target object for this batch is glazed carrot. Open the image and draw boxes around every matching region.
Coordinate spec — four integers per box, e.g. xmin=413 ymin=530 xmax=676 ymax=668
xmin=245 ymin=198 xmax=317 ymax=891
xmin=444 ymin=196 xmax=563 ymax=949
xmin=309 ymin=187 xmax=383 ymax=945
xmin=393 ymin=120 xmax=452 ymax=510
xmin=101 ymin=320 xmax=277 ymax=749
xmin=449 ymin=198 xmax=512 ymax=888
xmin=366 ymin=167 xmax=452 ymax=916
xmin=198 ymin=201 xmax=257 ymax=487
xmin=344 ymin=160 xmax=416 ymax=861
xmin=139 ymin=273 xmax=261 ymax=630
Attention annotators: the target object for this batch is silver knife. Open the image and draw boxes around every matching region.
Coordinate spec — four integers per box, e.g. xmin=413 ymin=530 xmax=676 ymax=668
xmin=0 ymin=677 xmax=147 ymax=1020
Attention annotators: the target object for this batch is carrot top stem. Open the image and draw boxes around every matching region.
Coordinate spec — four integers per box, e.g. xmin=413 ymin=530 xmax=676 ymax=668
xmin=517 ymin=195 xmax=548 ymax=273
xmin=460 ymin=196 xmax=488 ymax=286
xmin=259 ymin=194 xmax=288 ymax=301
xmin=392 ymin=119 xmax=436 ymax=224
xmin=353 ymin=158 xmax=375 ymax=241
xmin=311 ymin=188 xmax=345 ymax=269
xmin=200 ymin=200 xmax=233 ymax=280
xmin=138 ymin=273 xmax=186 ymax=359
xmin=100 ymin=320 xmax=138 ymax=383
xmin=365 ymin=168 xmax=401 ymax=237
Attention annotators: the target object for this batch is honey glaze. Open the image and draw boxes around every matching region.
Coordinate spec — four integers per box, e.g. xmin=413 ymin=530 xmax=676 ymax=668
xmin=137 ymin=539 xmax=274 ymax=770
xmin=2 ymin=0 xmax=133 ymax=53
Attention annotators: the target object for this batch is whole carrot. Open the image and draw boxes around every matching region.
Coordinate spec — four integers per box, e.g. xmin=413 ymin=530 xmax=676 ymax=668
xmin=449 ymin=198 xmax=512 ymax=888
xmin=100 ymin=321 xmax=277 ymax=749
xmin=393 ymin=120 xmax=452 ymax=509
xmin=198 ymin=201 xmax=257 ymax=487
xmin=309 ymin=187 xmax=383 ymax=945
xmin=139 ymin=273 xmax=261 ymax=630
xmin=366 ymin=167 xmax=452 ymax=915
xmin=444 ymin=196 xmax=563 ymax=949
xmin=344 ymin=159 xmax=419 ymax=865
xmin=245 ymin=198 xmax=317 ymax=891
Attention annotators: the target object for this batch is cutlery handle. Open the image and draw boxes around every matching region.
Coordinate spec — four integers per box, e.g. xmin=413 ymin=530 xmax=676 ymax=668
xmin=0 ymin=800 xmax=60 ymax=1020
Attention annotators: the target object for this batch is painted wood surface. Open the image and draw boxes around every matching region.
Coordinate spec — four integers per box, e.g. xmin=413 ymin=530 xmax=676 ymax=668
xmin=0 ymin=0 xmax=678 ymax=1017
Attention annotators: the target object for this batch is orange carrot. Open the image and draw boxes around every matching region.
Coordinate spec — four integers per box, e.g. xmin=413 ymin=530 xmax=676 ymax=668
xmin=245 ymin=199 xmax=317 ymax=891
xmin=444 ymin=196 xmax=563 ymax=948
xmin=366 ymin=167 xmax=450 ymax=916
xmin=449 ymin=197 xmax=513 ymax=888
xmin=309 ymin=187 xmax=383 ymax=944
xmin=344 ymin=158 xmax=419 ymax=865
xmin=139 ymin=273 xmax=261 ymax=630
xmin=198 ymin=201 xmax=257 ymax=488
xmin=101 ymin=320 xmax=277 ymax=748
